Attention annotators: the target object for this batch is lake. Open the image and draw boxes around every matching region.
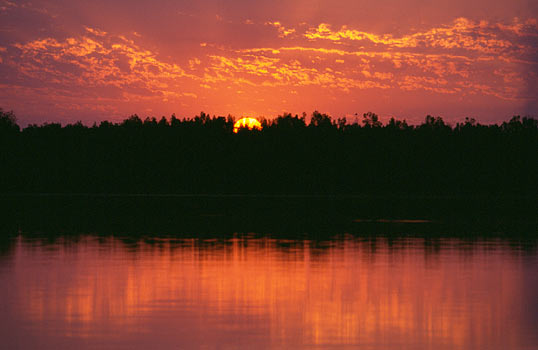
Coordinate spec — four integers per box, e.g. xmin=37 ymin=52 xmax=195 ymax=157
xmin=0 ymin=196 xmax=537 ymax=349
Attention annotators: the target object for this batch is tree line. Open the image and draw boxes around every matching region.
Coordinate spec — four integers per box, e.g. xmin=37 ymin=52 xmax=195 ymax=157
xmin=0 ymin=109 xmax=536 ymax=196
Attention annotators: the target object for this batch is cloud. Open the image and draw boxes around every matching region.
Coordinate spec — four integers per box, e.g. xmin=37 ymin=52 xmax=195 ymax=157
xmin=84 ymin=27 xmax=107 ymax=37
xmin=265 ymin=21 xmax=296 ymax=38
xmin=304 ymin=17 xmax=538 ymax=58
xmin=8 ymin=31 xmax=197 ymax=98
xmin=225 ymin=17 xmax=536 ymax=101
xmin=0 ymin=13 xmax=536 ymax=123
xmin=0 ymin=28 xmax=211 ymax=122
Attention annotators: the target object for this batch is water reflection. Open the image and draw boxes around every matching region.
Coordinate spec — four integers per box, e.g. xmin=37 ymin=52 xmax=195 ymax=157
xmin=0 ymin=235 xmax=537 ymax=349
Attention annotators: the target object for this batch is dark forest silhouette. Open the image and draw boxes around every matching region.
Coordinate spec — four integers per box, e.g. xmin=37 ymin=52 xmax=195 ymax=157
xmin=0 ymin=108 xmax=537 ymax=196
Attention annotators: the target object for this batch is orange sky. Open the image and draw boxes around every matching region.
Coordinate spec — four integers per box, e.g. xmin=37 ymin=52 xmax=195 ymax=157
xmin=0 ymin=0 xmax=537 ymax=125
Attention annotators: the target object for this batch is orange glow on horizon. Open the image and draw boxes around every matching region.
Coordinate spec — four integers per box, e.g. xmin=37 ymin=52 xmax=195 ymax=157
xmin=233 ymin=117 xmax=262 ymax=133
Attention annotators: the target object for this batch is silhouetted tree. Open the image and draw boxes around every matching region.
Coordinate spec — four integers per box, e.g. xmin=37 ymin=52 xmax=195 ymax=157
xmin=337 ymin=117 xmax=347 ymax=130
xmin=158 ymin=116 xmax=168 ymax=127
xmin=0 ymin=108 xmax=20 ymax=134
xmin=0 ymin=108 xmax=536 ymax=196
xmin=273 ymin=112 xmax=306 ymax=129
xmin=122 ymin=114 xmax=143 ymax=127
xmin=171 ymin=114 xmax=181 ymax=127
xmin=386 ymin=117 xmax=409 ymax=130
xmin=362 ymin=112 xmax=382 ymax=128
xmin=99 ymin=120 xmax=114 ymax=129
xmin=310 ymin=111 xmax=333 ymax=128
xmin=420 ymin=115 xmax=450 ymax=131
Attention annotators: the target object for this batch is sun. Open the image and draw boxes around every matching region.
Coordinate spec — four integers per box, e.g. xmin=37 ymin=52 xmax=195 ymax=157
xmin=233 ymin=117 xmax=262 ymax=133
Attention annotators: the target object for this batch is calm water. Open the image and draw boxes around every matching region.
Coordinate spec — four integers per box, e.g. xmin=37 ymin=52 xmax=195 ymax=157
xmin=0 ymin=233 xmax=537 ymax=349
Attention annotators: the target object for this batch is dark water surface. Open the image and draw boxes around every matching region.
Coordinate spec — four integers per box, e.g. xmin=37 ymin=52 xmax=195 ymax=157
xmin=0 ymin=196 xmax=537 ymax=349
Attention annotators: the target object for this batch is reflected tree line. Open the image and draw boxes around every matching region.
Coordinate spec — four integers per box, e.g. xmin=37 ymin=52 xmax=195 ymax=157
xmin=1 ymin=232 xmax=535 ymax=263
xmin=0 ymin=109 xmax=537 ymax=195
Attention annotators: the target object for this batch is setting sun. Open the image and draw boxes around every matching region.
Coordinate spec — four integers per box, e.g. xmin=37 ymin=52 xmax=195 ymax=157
xmin=233 ymin=117 xmax=262 ymax=133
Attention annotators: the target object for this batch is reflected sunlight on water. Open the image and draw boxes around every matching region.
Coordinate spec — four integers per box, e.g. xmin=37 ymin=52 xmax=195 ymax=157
xmin=0 ymin=235 xmax=537 ymax=349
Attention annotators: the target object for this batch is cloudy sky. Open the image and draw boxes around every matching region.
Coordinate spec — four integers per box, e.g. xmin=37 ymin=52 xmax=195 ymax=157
xmin=0 ymin=0 xmax=537 ymax=125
